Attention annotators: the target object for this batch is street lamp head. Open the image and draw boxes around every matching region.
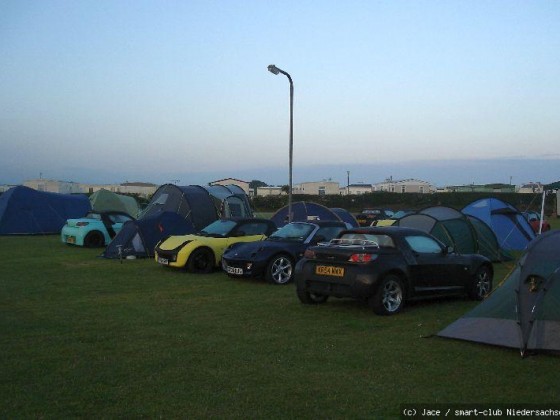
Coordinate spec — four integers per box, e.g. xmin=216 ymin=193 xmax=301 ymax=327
xmin=267 ymin=64 xmax=280 ymax=75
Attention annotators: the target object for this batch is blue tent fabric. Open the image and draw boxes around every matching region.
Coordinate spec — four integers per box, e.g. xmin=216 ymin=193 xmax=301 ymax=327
xmin=462 ymin=198 xmax=535 ymax=251
xmin=330 ymin=208 xmax=359 ymax=228
xmin=271 ymin=202 xmax=357 ymax=228
xmin=0 ymin=186 xmax=91 ymax=235
xmin=102 ymin=212 xmax=195 ymax=258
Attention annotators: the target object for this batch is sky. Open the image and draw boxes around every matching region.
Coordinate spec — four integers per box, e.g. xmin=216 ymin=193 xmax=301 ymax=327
xmin=1 ymin=0 xmax=559 ymax=188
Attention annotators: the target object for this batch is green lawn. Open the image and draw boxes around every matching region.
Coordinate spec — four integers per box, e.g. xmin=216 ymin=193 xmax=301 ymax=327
xmin=1 ymin=231 xmax=558 ymax=418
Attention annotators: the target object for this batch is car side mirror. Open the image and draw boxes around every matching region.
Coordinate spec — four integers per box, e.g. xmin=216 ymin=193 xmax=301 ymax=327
xmin=444 ymin=246 xmax=454 ymax=255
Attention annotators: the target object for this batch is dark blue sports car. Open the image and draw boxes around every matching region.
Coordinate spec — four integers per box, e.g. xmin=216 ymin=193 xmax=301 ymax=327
xmin=221 ymin=221 xmax=347 ymax=285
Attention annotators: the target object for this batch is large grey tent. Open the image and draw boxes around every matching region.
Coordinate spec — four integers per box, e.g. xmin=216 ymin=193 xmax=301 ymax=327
xmin=396 ymin=206 xmax=504 ymax=261
xmin=203 ymin=185 xmax=253 ymax=218
xmin=89 ymin=189 xmax=140 ymax=217
xmin=438 ymin=229 xmax=560 ymax=357
xmin=103 ymin=184 xmax=254 ymax=258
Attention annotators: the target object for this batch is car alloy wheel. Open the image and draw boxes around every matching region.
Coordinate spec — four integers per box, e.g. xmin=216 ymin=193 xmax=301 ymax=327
xmin=370 ymin=275 xmax=404 ymax=315
xmin=469 ymin=266 xmax=493 ymax=300
xmin=266 ymin=255 xmax=293 ymax=285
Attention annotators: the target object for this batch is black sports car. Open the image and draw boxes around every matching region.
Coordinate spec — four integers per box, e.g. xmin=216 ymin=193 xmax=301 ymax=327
xmin=295 ymin=226 xmax=493 ymax=315
xmin=221 ymin=221 xmax=347 ymax=285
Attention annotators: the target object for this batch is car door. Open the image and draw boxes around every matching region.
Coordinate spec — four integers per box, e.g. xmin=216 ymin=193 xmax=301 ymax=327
xmin=403 ymin=235 xmax=464 ymax=295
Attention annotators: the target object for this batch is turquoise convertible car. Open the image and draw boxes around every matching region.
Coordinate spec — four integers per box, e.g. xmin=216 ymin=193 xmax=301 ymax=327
xmin=61 ymin=211 xmax=134 ymax=247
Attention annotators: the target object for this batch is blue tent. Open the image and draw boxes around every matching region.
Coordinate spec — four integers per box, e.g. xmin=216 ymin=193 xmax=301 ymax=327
xmin=271 ymin=202 xmax=358 ymax=228
xmin=102 ymin=212 xmax=195 ymax=259
xmin=0 ymin=186 xmax=91 ymax=235
xmin=462 ymin=198 xmax=535 ymax=251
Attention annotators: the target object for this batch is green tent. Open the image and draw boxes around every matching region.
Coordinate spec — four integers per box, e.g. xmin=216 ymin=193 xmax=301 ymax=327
xmin=89 ymin=189 xmax=140 ymax=218
xmin=438 ymin=229 xmax=560 ymax=357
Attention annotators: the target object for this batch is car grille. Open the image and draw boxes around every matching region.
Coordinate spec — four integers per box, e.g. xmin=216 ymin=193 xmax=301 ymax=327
xmin=156 ymin=250 xmax=177 ymax=261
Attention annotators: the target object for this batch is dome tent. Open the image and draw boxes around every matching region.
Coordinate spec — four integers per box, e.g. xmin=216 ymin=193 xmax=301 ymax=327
xmin=103 ymin=184 xmax=255 ymax=259
xmin=462 ymin=198 xmax=535 ymax=251
xmin=438 ymin=230 xmax=560 ymax=357
xmin=89 ymin=189 xmax=140 ymax=218
xmin=0 ymin=186 xmax=90 ymax=235
xmin=271 ymin=202 xmax=358 ymax=228
xmin=102 ymin=212 xmax=193 ymax=259
xmin=395 ymin=206 xmax=503 ymax=261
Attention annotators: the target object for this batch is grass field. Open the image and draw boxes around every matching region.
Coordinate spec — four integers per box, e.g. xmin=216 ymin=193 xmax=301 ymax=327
xmin=1 ymin=223 xmax=559 ymax=418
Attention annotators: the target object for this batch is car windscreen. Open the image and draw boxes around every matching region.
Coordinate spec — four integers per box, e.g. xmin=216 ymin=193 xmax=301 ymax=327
xmin=200 ymin=220 xmax=236 ymax=237
xmin=269 ymin=223 xmax=314 ymax=242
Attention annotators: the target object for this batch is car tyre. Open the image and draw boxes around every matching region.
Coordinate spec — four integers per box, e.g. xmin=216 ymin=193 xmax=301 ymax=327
xmin=265 ymin=255 xmax=294 ymax=285
xmin=297 ymin=289 xmax=329 ymax=304
xmin=187 ymin=248 xmax=214 ymax=274
xmin=83 ymin=231 xmax=104 ymax=248
xmin=468 ymin=265 xmax=493 ymax=300
xmin=369 ymin=275 xmax=404 ymax=315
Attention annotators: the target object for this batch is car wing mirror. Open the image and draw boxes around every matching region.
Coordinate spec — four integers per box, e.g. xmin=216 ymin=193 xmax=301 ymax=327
xmin=445 ymin=246 xmax=454 ymax=255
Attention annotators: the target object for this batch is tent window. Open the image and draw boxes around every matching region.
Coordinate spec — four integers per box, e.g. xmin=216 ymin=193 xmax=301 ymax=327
xmin=154 ymin=193 xmax=169 ymax=205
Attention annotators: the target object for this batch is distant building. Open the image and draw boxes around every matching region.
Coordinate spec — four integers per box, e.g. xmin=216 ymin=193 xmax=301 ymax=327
xmin=24 ymin=178 xmax=82 ymax=194
xmin=340 ymin=183 xmax=373 ymax=195
xmin=445 ymin=183 xmax=515 ymax=193
xmin=373 ymin=178 xmax=433 ymax=194
xmin=81 ymin=182 xmax=158 ymax=197
xmin=518 ymin=182 xmax=544 ymax=194
xmin=256 ymin=186 xmax=284 ymax=196
xmin=210 ymin=178 xmax=250 ymax=195
xmin=293 ymin=181 xmax=340 ymax=195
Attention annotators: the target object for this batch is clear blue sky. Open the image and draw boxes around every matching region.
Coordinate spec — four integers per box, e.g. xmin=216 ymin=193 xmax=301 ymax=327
xmin=1 ymin=0 xmax=559 ymax=187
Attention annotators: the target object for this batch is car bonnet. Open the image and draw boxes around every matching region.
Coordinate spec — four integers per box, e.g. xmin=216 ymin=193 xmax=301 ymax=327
xmin=159 ymin=234 xmax=201 ymax=250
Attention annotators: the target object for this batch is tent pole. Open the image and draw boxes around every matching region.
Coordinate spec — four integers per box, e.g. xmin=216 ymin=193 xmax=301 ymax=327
xmin=539 ymin=190 xmax=546 ymax=234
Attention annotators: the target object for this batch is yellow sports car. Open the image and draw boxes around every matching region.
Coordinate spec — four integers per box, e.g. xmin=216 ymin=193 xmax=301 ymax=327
xmin=154 ymin=218 xmax=277 ymax=273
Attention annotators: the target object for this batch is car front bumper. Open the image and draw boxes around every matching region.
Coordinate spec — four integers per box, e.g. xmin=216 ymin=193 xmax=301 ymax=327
xmin=221 ymin=257 xmax=268 ymax=278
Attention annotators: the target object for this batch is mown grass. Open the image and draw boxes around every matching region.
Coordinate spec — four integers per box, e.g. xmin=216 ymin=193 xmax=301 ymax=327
xmin=0 ymin=229 xmax=559 ymax=418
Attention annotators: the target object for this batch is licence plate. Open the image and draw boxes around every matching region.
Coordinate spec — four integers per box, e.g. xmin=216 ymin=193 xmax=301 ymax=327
xmin=227 ymin=266 xmax=243 ymax=275
xmin=315 ymin=265 xmax=344 ymax=277
xmin=157 ymin=257 xmax=169 ymax=265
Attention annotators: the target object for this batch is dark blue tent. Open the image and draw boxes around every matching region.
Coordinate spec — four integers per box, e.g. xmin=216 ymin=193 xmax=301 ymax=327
xmin=462 ymin=198 xmax=535 ymax=251
xmin=0 ymin=185 xmax=91 ymax=235
xmin=271 ymin=202 xmax=358 ymax=228
xmin=102 ymin=212 xmax=194 ymax=259
xmin=140 ymin=184 xmax=218 ymax=230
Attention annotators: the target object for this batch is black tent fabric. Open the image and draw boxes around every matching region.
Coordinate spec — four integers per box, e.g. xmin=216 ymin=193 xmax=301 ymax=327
xmin=0 ymin=186 xmax=91 ymax=235
xmin=438 ymin=229 xmax=560 ymax=357
xmin=102 ymin=212 xmax=195 ymax=259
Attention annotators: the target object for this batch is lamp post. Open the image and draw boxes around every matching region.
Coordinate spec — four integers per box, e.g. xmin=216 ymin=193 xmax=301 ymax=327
xmin=268 ymin=64 xmax=294 ymax=222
